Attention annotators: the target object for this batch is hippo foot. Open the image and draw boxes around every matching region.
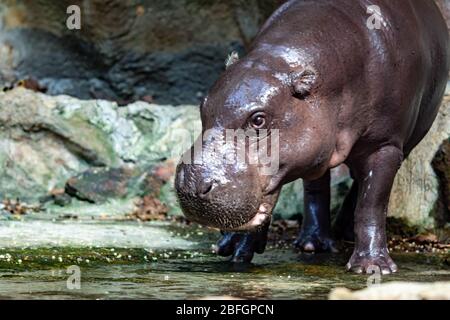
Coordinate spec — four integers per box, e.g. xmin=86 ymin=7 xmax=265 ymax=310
xmin=216 ymin=230 xmax=268 ymax=263
xmin=346 ymin=251 xmax=398 ymax=275
xmin=294 ymin=232 xmax=338 ymax=253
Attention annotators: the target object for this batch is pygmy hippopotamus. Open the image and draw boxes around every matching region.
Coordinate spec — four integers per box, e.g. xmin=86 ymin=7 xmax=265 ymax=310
xmin=175 ymin=0 xmax=449 ymax=274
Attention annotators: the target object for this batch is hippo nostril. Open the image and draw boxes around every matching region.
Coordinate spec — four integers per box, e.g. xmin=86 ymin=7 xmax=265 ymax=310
xmin=198 ymin=181 xmax=214 ymax=198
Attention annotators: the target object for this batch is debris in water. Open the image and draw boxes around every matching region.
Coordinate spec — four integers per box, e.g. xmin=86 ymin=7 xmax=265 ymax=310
xmin=1 ymin=199 xmax=40 ymax=216
xmin=127 ymin=195 xmax=169 ymax=221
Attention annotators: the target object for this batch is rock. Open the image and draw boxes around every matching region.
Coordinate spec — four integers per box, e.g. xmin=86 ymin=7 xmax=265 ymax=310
xmin=0 ymin=219 xmax=196 ymax=249
xmin=388 ymin=95 xmax=450 ymax=228
xmin=0 ymin=88 xmax=118 ymax=202
xmin=0 ymin=0 xmax=280 ymax=105
xmin=329 ymin=282 xmax=450 ymax=300
xmin=64 ymin=164 xmax=173 ymax=209
xmin=0 ymin=87 xmax=199 ymax=211
xmin=52 ymin=193 xmax=72 ymax=207
xmin=65 ymin=166 xmax=151 ymax=203
xmin=432 ymin=139 xmax=450 ymax=228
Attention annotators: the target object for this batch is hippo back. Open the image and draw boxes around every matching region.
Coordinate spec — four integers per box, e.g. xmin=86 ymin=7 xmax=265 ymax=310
xmin=250 ymin=0 xmax=449 ymax=156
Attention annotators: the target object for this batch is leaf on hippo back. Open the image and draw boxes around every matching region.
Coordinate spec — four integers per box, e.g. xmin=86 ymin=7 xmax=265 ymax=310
xmin=225 ymin=51 xmax=239 ymax=69
xmin=290 ymin=66 xmax=317 ymax=98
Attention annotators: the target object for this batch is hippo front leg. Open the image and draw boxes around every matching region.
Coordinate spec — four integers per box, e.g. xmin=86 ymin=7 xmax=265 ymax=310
xmin=216 ymin=223 xmax=269 ymax=263
xmin=346 ymin=146 xmax=402 ymax=274
xmin=294 ymin=170 xmax=337 ymax=253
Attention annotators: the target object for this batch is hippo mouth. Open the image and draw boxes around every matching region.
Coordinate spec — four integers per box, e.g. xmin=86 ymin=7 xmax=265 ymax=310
xmin=219 ymin=192 xmax=280 ymax=232
xmin=226 ymin=204 xmax=271 ymax=232
xmin=178 ymin=192 xmax=279 ymax=232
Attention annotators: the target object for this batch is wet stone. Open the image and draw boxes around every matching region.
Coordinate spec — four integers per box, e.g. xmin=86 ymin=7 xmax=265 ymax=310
xmin=64 ymin=166 xmax=163 ymax=204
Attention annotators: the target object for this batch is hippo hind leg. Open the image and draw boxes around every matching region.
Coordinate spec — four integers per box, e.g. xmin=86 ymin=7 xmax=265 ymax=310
xmin=294 ymin=170 xmax=338 ymax=253
xmin=332 ymin=180 xmax=357 ymax=242
xmin=216 ymin=223 xmax=269 ymax=263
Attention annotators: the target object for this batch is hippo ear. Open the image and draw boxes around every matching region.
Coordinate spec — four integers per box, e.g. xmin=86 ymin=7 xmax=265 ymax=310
xmin=225 ymin=51 xmax=239 ymax=69
xmin=289 ymin=67 xmax=317 ymax=98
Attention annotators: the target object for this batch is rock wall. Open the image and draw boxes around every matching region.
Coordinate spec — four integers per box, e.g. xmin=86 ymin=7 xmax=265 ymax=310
xmin=432 ymin=139 xmax=450 ymax=228
xmin=388 ymin=96 xmax=450 ymax=228
xmin=0 ymin=0 xmax=280 ymax=105
xmin=0 ymin=87 xmax=200 ymax=215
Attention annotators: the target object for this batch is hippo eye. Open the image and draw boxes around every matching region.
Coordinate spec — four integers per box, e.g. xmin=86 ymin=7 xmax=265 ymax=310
xmin=250 ymin=112 xmax=267 ymax=129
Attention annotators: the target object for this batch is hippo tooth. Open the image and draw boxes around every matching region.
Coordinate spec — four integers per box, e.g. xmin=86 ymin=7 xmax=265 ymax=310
xmin=232 ymin=212 xmax=268 ymax=231
xmin=250 ymin=212 xmax=268 ymax=226
xmin=258 ymin=204 xmax=268 ymax=213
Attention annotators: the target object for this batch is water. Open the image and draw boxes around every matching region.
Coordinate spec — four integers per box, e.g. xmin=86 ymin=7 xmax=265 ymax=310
xmin=0 ymin=218 xmax=448 ymax=299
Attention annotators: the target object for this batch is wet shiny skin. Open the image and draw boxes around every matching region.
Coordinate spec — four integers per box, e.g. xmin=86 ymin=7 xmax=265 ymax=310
xmin=176 ymin=0 xmax=449 ymax=274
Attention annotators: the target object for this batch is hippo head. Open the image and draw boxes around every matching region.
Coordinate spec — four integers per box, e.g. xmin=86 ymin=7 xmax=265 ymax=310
xmin=175 ymin=51 xmax=336 ymax=232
